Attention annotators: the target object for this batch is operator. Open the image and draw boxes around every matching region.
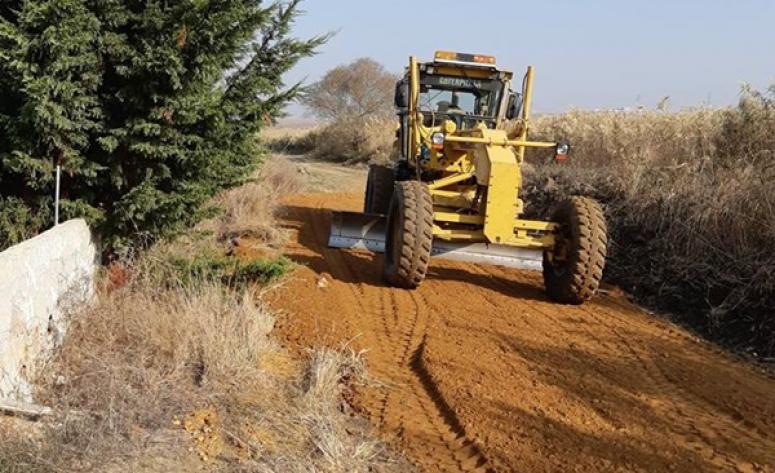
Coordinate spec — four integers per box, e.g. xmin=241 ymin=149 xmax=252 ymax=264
xmin=447 ymin=93 xmax=464 ymax=113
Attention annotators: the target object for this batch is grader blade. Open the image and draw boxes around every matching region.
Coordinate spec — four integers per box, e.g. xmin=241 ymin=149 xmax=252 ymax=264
xmin=328 ymin=211 xmax=544 ymax=271
xmin=431 ymin=241 xmax=544 ymax=270
xmin=328 ymin=211 xmax=387 ymax=252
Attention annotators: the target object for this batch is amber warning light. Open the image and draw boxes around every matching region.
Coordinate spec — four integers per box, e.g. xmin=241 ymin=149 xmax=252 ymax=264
xmin=434 ymin=51 xmax=496 ymax=66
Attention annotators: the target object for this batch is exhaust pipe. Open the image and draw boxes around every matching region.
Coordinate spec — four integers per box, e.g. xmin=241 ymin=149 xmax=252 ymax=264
xmin=328 ymin=211 xmax=544 ymax=271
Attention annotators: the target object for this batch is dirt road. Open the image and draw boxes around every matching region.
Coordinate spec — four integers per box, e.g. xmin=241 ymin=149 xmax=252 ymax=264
xmin=261 ymin=192 xmax=775 ymax=473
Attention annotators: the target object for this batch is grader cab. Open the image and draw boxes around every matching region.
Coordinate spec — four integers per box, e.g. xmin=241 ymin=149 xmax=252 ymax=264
xmin=329 ymin=51 xmax=607 ymax=303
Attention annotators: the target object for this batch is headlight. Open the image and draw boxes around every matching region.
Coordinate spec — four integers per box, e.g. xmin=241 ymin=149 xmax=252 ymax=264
xmin=554 ymin=142 xmax=570 ymax=161
xmin=431 ymin=132 xmax=445 ymax=150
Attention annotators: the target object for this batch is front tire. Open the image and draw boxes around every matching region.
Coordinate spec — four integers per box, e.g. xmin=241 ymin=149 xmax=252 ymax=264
xmin=383 ymin=181 xmax=434 ymax=289
xmin=543 ymin=196 xmax=608 ymax=304
xmin=364 ymin=164 xmax=394 ymax=214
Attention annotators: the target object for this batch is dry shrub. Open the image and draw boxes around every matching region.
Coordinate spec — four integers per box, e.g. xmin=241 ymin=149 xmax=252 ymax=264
xmin=261 ymin=126 xmax=319 ymax=154
xmin=47 ymin=284 xmax=275 ymax=428
xmin=217 ymin=154 xmax=305 ymax=245
xmin=523 ymin=89 xmax=775 ymax=356
xmin=1 ymin=277 xmax=406 ymax=472
xmin=2 ymin=281 xmax=274 ymax=470
xmin=263 ymin=59 xmax=397 ymax=164
xmin=303 ymin=57 xmax=397 ymax=122
xmin=716 ymin=84 xmax=775 ymax=165
xmin=295 ymin=348 xmax=401 ymax=472
xmin=306 ymin=116 xmax=395 ymax=164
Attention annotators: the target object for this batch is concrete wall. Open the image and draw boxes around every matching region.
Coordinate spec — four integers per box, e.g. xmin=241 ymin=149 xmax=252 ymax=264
xmin=0 ymin=219 xmax=98 ymax=402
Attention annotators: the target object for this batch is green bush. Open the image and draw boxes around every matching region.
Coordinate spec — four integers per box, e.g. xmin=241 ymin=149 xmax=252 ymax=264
xmin=168 ymin=254 xmax=293 ymax=290
xmin=0 ymin=0 xmax=325 ymax=252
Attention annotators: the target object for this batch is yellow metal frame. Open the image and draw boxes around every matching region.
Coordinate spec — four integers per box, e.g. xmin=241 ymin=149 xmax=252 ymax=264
xmin=404 ymin=54 xmax=560 ymax=250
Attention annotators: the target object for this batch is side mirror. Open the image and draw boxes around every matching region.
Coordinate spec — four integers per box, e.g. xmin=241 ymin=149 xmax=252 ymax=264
xmin=394 ymin=79 xmax=408 ymax=109
xmin=505 ymin=91 xmax=523 ymax=120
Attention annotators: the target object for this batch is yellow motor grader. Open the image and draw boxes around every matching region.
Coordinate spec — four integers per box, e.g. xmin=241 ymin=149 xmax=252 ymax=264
xmin=329 ymin=51 xmax=607 ymax=303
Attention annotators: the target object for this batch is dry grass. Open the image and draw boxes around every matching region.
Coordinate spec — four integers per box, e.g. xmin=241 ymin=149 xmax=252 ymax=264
xmin=523 ymin=88 xmax=775 ymax=356
xmin=261 ymin=125 xmax=319 ymax=155
xmin=122 ymin=152 xmax=305 ymax=271
xmin=524 ymin=107 xmax=724 ymax=166
xmin=216 ymin=154 xmax=305 ymax=246
xmin=0 ymin=278 xmax=407 ymax=472
xmin=264 ymin=116 xmax=395 ymax=164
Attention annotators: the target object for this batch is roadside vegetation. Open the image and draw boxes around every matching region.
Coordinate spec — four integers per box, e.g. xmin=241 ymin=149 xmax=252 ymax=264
xmin=522 ymin=87 xmax=775 ymax=357
xmin=1 ymin=282 xmax=403 ymax=472
xmin=264 ymin=118 xmax=394 ymax=164
xmin=0 ymin=155 xmax=408 ymax=472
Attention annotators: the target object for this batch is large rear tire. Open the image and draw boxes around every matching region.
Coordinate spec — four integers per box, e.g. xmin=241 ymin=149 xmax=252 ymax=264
xmin=364 ymin=164 xmax=394 ymax=214
xmin=543 ymin=196 xmax=607 ymax=304
xmin=383 ymin=181 xmax=434 ymax=289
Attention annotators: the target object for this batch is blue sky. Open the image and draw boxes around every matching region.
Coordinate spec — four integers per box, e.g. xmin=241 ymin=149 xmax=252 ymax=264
xmin=283 ymin=0 xmax=775 ymax=117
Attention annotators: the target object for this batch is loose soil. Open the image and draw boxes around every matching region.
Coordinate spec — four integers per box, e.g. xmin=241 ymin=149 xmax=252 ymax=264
xmin=248 ymin=185 xmax=775 ymax=472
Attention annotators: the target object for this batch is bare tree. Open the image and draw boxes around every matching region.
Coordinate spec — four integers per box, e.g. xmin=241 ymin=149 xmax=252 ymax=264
xmin=303 ymin=58 xmax=397 ymax=121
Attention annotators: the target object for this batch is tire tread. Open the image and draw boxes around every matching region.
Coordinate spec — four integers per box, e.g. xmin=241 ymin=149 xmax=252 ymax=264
xmin=543 ymin=196 xmax=608 ymax=304
xmin=384 ymin=181 xmax=433 ymax=288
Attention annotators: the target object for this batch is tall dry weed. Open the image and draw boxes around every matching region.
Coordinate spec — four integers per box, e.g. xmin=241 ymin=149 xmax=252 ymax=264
xmin=526 ymin=108 xmax=723 ymax=167
xmin=216 ymin=154 xmax=305 ymax=245
xmin=271 ymin=116 xmax=396 ymax=164
xmin=524 ymin=90 xmax=775 ymax=356
xmin=261 ymin=126 xmax=319 ymax=154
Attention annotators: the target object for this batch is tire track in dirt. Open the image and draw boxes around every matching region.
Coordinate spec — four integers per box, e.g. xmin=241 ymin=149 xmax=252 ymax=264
xmin=440 ymin=261 xmax=774 ymax=471
xmin=405 ymin=292 xmax=493 ymax=473
xmin=366 ymin=282 xmax=492 ymax=471
xmin=267 ymin=193 xmax=492 ymax=471
xmin=480 ymin=262 xmax=774 ymax=470
xmin=573 ymin=304 xmax=742 ymax=469
xmin=260 ymin=192 xmax=775 ymax=473
xmin=568 ymin=288 xmax=771 ymax=450
xmin=563 ymin=293 xmax=771 ymax=451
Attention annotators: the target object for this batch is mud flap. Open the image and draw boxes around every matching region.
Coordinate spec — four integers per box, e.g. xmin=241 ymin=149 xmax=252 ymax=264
xmin=328 ymin=211 xmax=543 ymax=271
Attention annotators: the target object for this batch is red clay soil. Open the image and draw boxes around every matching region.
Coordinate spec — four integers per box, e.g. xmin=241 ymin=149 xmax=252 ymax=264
xmin=255 ymin=192 xmax=775 ymax=473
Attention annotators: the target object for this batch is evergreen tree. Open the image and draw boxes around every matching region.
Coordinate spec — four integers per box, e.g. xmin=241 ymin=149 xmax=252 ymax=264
xmin=0 ymin=0 xmax=324 ymax=251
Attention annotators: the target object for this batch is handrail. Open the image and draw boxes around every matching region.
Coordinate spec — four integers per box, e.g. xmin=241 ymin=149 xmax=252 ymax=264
xmin=444 ymin=135 xmax=556 ymax=149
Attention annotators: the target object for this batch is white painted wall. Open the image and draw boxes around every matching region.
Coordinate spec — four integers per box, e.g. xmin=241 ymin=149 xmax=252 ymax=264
xmin=0 ymin=219 xmax=98 ymax=402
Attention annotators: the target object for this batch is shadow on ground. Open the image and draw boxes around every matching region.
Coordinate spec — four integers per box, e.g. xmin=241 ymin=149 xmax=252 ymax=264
xmin=279 ymin=203 xmax=548 ymax=303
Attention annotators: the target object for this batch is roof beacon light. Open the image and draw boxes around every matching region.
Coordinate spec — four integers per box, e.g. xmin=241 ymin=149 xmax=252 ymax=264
xmin=434 ymin=51 xmax=496 ymax=66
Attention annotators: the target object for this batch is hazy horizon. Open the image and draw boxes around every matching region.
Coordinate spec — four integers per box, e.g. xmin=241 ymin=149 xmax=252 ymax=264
xmin=281 ymin=0 xmax=775 ymax=119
